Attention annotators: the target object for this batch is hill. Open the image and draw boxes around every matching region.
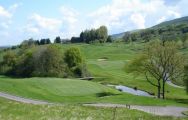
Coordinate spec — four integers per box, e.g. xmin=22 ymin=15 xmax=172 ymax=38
xmin=152 ymin=16 xmax=188 ymax=29
xmin=112 ymin=16 xmax=188 ymax=42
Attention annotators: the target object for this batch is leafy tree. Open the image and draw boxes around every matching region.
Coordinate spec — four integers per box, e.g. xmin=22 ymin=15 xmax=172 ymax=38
xmin=74 ymin=26 xmax=108 ymax=44
xmin=182 ymin=33 xmax=188 ymax=48
xmin=126 ymin=41 xmax=184 ymax=99
xmin=46 ymin=38 xmax=51 ymax=44
xmin=64 ymin=47 xmax=83 ymax=68
xmin=40 ymin=38 xmax=51 ymax=45
xmin=2 ymin=51 xmax=17 ymax=67
xmin=107 ymin=35 xmax=113 ymax=43
xmin=184 ymin=65 xmax=188 ymax=93
xmin=64 ymin=47 xmax=87 ymax=77
xmin=54 ymin=36 xmax=61 ymax=43
xmin=123 ymin=32 xmax=132 ymax=43
xmin=33 ymin=45 xmax=65 ymax=77
xmin=21 ymin=38 xmax=37 ymax=48
xmin=0 ymin=51 xmax=17 ymax=74
xmin=13 ymin=50 xmax=35 ymax=77
xmin=97 ymin=26 xmax=108 ymax=43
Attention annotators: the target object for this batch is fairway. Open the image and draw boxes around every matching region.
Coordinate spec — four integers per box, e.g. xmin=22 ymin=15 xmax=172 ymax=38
xmin=0 ymin=44 xmax=187 ymax=106
xmin=0 ymin=76 xmax=120 ymax=103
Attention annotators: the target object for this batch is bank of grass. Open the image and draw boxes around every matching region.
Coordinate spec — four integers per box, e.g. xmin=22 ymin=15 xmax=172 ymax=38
xmin=0 ymin=75 xmax=187 ymax=106
xmin=0 ymin=97 xmax=186 ymax=120
xmin=0 ymin=43 xmax=187 ymax=105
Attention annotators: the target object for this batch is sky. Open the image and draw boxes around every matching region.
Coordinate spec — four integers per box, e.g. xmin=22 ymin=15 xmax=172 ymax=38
xmin=0 ymin=0 xmax=188 ymax=46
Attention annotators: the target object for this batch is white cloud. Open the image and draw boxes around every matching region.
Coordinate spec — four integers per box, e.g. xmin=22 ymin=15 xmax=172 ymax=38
xmin=28 ymin=13 xmax=62 ymax=31
xmin=60 ymin=6 xmax=81 ymax=37
xmin=167 ymin=10 xmax=181 ymax=18
xmin=60 ymin=6 xmax=79 ymax=24
xmin=9 ymin=3 xmax=22 ymax=13
xmin=22 ymin=13 xmax=63 ymax=40
xmin=130 ymin=13 xmax=145 ymax=29
xmin=0 ymin=6 xmax=12 ymax=18
xmin=157 ymin=16 xmax=167 ymax=24
xmin=89 ymin=0 xmax=182 ymax=33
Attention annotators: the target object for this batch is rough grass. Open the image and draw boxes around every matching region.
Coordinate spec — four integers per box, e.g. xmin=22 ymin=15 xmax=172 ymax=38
xmin=0 ymin=97 xmax=186 ymax=120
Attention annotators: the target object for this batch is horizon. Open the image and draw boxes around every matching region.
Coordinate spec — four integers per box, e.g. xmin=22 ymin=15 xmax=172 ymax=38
xmin=0 ymin=0 xmax=188 ymax=46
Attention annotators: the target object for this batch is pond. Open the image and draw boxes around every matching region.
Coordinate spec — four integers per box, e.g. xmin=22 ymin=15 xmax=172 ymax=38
xmin=107 ymin=85 xmax=153 ymax=97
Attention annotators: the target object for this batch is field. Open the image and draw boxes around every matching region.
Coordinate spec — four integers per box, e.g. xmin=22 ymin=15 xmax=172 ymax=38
xmin=0 ymin=97 xmax=186 ymax=120
xmin=0 ymin=43 xmax=187 ymax=106
xmin=0 ymin=43 xmax=188 ymax=119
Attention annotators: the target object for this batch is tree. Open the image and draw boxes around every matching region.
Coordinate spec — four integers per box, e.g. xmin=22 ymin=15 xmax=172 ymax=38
xmin=13 ymin=50 xmax=35 ymax=77
xmin=146 ymin=41 xmax=184 ymax=99
xmin=46 ymin=38 xmax=51 ymax=44
xmin=184 ymin=65 xmax=188 ymax=93
xmin=126 ymin=41 xmax=184 ymax=99
xmin=0 ymin=51 xmax=17 ymax=74
xmin=64 ymin=47 xmax=86 ymax=77
xmin=97 ymin=26 xmax=108 ymax=43
xmin=107 ymin=35 xmax=113 ymax=43
xmin=2 ymin=51 xmax=17 ymax=67
xmin=54 ymin=36 xmax=61 ymax=43
xmin=64 ymin=47 xmax=83 ymax=68
xmin=33 ymin=45 xmax=65 ymax=77
xmin=182 ymin=33 xmax=188 ymax=48
xmin=21 ymin=38 xmax=37 ymax=48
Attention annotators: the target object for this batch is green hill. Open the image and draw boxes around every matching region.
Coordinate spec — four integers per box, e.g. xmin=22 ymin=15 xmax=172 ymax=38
xmin=112 ymin=16 xmax=188 ymax=42
xmin=153 ymin=16 xmax=188 ymax=29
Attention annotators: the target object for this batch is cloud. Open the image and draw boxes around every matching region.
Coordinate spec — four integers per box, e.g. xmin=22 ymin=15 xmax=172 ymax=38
xmin=157 ymin=16 xmax=167 ymax=24
xmin=9 ymin=3 xmax=22 ymax=13
xmin=24 ymin=13 xmax=62 ymax=36
xmin=60 ymin=6 xmax=79 ymax=24
xmin=60 ymin=6 xmax=81 ymax=37
xmin=0 ymin=6 xmax=12 ymax=18
xmin=130 ymin=13 xmax=145 ymax=29
xmin=29 ymin=13 xmax=62 ymax=31
xmin=89 ymin=0 xmax=183 ymax=33
xmin=20 ymin=13 xmax=64 ymax=41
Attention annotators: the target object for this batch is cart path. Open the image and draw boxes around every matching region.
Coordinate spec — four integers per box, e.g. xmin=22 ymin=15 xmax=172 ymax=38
xmin=0 ymin=91 xmax=50 ymax=105
xmin=84 ymin=103 xmax=188 ymax=117
xmin=0 ymin=91 xmax=187 ymax=117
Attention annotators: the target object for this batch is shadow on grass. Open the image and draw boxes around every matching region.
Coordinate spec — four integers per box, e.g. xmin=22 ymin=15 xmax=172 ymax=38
xmin=96 ymin=92 xmax=120 ymax=97
xmin=174 ymin=98 xmax=188 ymax=105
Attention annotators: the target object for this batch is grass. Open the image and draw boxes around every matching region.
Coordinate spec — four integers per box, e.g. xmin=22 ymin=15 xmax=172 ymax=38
xmin=0 ymin=97 xmax=186 ymax=120
xmin=0 ymin=75 xmax=187 ymax=106
xmin=0 ymin=43 xmax=187 ymax=105
xmin=0 ymin=75 xmax=120 ymax=103
xmin=0 ymin=43 xmax=188 ymax=119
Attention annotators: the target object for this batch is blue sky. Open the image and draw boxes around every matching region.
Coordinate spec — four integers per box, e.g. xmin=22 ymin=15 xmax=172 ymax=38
xmin=0 ymin=0 xmax=188 ymax=46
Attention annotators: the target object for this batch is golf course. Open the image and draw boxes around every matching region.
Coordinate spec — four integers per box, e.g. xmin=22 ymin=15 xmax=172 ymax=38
xmin=0 ymin=0 xmax=188 ymax=119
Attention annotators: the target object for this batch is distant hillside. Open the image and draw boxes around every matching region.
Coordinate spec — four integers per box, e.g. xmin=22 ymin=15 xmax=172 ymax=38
xmin=152 ymin=16 xmax=188 ymax=29
xmin=112 ymin=29 xmax=142 ymax=39
xmin=0 ymin=46 xmax=11 ymax=49
xmin=112 ymin=16 xmax=188 ymax=42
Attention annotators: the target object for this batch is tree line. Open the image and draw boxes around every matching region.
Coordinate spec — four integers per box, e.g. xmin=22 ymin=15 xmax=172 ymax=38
xmin=71 ymin=26 xmax=112 ymax=43
xmin=0 ymin=45 xmax=89 ymax=78
xmin=123 ymin=23 xmax=188 ymax=47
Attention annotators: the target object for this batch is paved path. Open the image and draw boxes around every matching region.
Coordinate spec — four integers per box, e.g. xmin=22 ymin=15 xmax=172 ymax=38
xmin=167 ymin=80 xmax=185 ymax=89
xmin=0 ymin=92 xmax=187 ymax=117
xmin=84 ymin=103 xmax=188 ymax=117
xmin=0 ymin=92 xmax=50 ymax=105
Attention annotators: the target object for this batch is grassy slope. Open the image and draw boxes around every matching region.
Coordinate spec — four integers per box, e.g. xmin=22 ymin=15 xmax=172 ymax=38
xmin=0 ymin=76 xmax=120 ymax=103
xmin=0 ymin=43 xmax=187 ymax=106
xmin=80 ymin=43 xmax=188 ymax=100
xmin=0 ymin=97 xmax=186 ymax=120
